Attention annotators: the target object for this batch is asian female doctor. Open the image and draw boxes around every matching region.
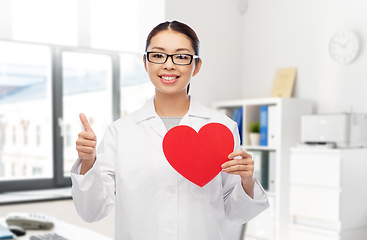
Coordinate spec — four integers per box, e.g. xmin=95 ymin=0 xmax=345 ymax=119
xmin=71 ymin=20 xmax=269 ymax=240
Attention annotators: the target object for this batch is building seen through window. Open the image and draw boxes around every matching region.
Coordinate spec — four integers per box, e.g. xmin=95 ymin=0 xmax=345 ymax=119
xmin=36 ymin=125 xmax=41 ymax=146
xmin=120 ymin=53 xmax=154 ymax=117
xmin=0 ymin=41 xmax=52 ymax=180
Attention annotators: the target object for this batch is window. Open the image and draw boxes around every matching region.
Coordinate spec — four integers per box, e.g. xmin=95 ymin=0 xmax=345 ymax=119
xmin=0 ymin=122 xmax=5 ymax=149
xmin=0 ymin=42 xmax=121 ymax=192
xmin=36 ymin=126 xmax=41 ymax=146
xmin=23 ymin=126 xmax=28 ymax=145
xmin=0 ymin=41 xmax=53 ymax=183
xmin=65 ymin=125 xmax=71 ymax=148
xmin=23 ymin=165 xmax=27 ymax=176
xmin=120 ymin=53 xmax=154 ymax=116
xmin=62 ymin=51 xmax=113 ymax=177
xmin=0 ymin=0 xmax=164 ymax=193
xmin=32 ymin=167 xmax=42 ymax=176
xmin=13 ymin=127 xmax=17 ymax=145
xmin=11 ymin=163 xmax=15 ymax=176
xmin=12 ymin=127 xmax=16 ymax=145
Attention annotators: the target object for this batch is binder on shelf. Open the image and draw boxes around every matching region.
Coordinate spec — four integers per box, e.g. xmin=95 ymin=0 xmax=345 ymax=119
xmin=267 ymin=105 xmax=277 ymax=148
xmin=268 ymin=151 xmax=276 ymax=192
xmin=232 ymin=107 xmax=243 ymax=145
xmin=247 ymin=150 xmax=269 ymax=190
xmin=236 ymin=107 xmax=243 ymax=145
xmin=260 ymin=105 xmax=268 ymax=146
xmin=232 ymin=108 xmax=238 ymax=122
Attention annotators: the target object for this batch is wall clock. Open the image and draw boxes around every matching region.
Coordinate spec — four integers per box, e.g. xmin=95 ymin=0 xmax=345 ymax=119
xmin=329 ymin=30 xmax=360 ymax=64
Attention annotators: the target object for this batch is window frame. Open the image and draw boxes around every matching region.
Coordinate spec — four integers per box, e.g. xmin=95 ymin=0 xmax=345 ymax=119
xmin=0 ymin=42 xmax=121 ymax=193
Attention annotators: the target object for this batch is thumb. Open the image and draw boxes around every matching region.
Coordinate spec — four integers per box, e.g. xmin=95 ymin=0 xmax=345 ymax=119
xmin=79 ymin=113 xmax=93 ymax=132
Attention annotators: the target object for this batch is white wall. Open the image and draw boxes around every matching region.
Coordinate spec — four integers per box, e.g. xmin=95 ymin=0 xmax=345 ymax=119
xmin=241 ymin=0 xmax=367 ymax=114
xmin=165 ymin=0 xmax=245 ymax=107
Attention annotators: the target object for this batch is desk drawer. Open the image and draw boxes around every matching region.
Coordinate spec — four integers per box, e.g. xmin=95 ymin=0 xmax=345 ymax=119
xmin=290 ymin=185 xmax=340 ymax=221
xmin=290 ymin=152 xmax=341 ymax=187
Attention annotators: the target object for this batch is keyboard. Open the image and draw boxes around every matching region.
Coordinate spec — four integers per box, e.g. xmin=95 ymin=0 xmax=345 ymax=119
xmin=30 ymin=233 xmax=69 ymax=240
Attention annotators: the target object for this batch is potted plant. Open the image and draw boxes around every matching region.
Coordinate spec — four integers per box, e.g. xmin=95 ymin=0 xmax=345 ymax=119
xmin=249 ymin=121 xmax=260 ymax=146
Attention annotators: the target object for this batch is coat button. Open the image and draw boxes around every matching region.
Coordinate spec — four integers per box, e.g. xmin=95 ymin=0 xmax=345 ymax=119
xmin=166 ymin=224 xmax=176 ymax=232
xmin=167 ymin=187 xmax=176 ymax=194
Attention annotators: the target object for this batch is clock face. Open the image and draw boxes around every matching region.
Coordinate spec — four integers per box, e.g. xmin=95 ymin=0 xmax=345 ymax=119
xmin=329 ymin=30 xmax=360 ymax=64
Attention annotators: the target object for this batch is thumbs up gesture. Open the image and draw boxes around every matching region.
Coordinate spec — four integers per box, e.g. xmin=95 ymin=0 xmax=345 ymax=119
xmin=76 ymin=113 xmax=97 ymax=162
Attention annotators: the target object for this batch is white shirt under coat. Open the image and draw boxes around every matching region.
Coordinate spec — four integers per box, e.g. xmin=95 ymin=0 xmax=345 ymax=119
xmin=70 ymin=96 xmax=269 ymax=240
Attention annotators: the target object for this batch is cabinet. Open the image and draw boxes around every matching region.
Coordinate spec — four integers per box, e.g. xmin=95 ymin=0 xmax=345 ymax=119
xmin=289 ymin=148 xmax=367 ymax=240
xmin=213 ymin=98 xmax=313 ymax=240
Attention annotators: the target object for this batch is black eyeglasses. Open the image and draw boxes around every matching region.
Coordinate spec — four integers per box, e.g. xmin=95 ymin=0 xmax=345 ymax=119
xmin=145 ymin=52 xmax=199 ymax=65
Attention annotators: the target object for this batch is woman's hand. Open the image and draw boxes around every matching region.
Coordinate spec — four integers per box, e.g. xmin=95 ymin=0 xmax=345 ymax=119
xmin=221 ymin=150 xmax=255 ymax=198
xmin=76 ymin=113 xmax=97 ymax=174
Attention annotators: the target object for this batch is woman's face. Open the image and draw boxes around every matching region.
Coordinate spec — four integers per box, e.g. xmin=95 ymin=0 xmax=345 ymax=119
xmin=144 ymin=30 xmax=201 ymax=97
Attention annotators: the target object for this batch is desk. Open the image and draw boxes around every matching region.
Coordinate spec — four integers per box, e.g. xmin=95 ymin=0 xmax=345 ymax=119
xmin=0 ymin=188 xmax=72 ymax=205
xmin=0 ymin=218 xmax=113 ymax=240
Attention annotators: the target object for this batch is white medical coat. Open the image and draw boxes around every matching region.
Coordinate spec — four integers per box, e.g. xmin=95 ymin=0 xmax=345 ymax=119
xmin=70 ymin=96 xmax=269 ymax=240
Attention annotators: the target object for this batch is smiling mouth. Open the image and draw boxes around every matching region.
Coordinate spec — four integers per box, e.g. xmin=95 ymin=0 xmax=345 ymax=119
xmin=159 ymin=76 xmax=179 ymax=84
xmin=160 ymin=76 xmax=179 ymax=81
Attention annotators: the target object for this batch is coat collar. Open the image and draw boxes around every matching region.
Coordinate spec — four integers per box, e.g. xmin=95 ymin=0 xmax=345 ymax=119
xmin=136 ymin=95 xmax=210 ymax=138
xmin=136 ymin=95 xmax=210 ymax=123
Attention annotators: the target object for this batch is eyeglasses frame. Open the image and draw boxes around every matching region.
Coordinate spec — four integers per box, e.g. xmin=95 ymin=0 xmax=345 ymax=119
xmin=145 ymin=51 xmax=199 ymax=65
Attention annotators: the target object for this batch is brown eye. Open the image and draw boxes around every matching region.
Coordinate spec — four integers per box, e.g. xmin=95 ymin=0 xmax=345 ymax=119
xmin=151 ymin=53 xmax=165 ymax=59
xmin=175 ymin=54 xmax=189 ymax=60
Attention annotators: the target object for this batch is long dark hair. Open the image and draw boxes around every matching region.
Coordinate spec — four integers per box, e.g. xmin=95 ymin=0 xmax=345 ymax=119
xmin=145 ymin=21 xmax=200 ymax=94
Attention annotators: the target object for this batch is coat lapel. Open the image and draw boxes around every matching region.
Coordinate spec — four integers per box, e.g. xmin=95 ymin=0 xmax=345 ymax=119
xmin=135 ymin=96 xmax=211 ymax=138
xmin=150 ymin=115 xmax=167 ymax=139
xmin=180 ymin=96 xmax=210 ymax=131
xmin=136 ymin=96 xmax=167 ymax=138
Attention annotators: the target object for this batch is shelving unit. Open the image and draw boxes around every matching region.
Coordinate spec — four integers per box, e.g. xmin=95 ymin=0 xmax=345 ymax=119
xmin=213 ymin=97 xmax=313 ymax=240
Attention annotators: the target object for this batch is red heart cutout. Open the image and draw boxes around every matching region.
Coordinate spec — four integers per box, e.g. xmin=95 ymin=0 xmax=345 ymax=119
xmin=162 ymin=123 xmax=234 ymax=187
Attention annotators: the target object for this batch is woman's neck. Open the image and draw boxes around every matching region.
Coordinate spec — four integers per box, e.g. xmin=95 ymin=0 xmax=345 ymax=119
xmin=154 ymin=92 xmax=190 ymax=117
